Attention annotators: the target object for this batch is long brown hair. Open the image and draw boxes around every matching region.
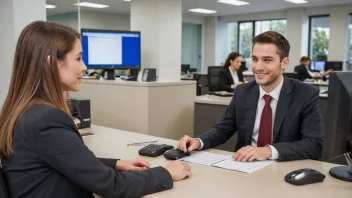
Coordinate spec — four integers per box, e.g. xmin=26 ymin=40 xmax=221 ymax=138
xmin=0 ymin=21 xmax=80 ymax=158
xmin=221 ymin=52 xmax=241 ymax=70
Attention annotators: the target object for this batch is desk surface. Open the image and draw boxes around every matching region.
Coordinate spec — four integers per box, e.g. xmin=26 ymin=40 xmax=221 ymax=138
xmin=84 ymin=125 xmax=351 ymax=198
xmin=305 ymin=81 xmax=329 ymax=86
xmin=194 ymin=95 xmax=232 ymax=105
xmin=82 ymin=78 xmax=196 ymax=87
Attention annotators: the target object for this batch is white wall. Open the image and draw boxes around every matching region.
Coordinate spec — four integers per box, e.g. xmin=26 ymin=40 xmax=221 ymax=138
xmin=80 ymin=10 xmax=130 ymax=30
xmin=215 ymin=20 xmax=229 ymax=66
xmin=0 ymin=0 xmax=46 ymax=107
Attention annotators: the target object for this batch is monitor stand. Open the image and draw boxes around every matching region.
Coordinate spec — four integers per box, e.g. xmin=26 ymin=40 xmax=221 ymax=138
xmin=329 ymin=166 xmax=352 ymax=182
xmin=104 ymin=69 xmax=115 ymax=80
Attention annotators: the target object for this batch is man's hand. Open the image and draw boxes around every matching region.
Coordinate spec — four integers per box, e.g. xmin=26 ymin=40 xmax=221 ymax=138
xmin=116 ymin=159 xmax=151 ymax=171
xmin=232 ymin=146 xmax=272 ymax=162
xmin=177 ymin=135 xmax=201 ymax=153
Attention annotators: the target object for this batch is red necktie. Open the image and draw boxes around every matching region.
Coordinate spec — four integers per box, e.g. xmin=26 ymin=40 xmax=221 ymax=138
xmin=257 ymin=94 xmax=273 ymax=147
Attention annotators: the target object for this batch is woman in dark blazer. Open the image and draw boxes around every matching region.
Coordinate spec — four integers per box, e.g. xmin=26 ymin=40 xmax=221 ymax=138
xmin=218 ymin=52 xmax=245 ymax=91
xmin=0 ymin=21 xmax=191 ymax=198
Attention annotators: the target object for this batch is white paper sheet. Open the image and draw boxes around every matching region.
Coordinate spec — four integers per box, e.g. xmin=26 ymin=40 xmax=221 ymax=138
xmin=213 ymin=158 xmax=274 ymax=173
xmin=180 ymin=151 xmax=230 ymax=166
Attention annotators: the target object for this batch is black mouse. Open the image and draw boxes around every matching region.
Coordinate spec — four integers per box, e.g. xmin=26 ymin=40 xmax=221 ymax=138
xmin=285 ymin=168 xmax=326 ymax=186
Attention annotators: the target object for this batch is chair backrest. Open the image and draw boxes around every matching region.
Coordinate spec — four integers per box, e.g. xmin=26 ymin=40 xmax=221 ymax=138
xmin=207 ymin=66 xmax=222 ymax=92
xmin=284 ymin=72 xmax=298 ymax=80
xmin=0 ymin=165 xmax=10 ymax=198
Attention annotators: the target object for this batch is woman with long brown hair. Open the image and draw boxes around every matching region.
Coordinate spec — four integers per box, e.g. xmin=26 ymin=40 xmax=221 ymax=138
xmin=218 ymin=52 xmax=245 ymax=91
xmin=0 ymin=21 xmax=191 ymax=198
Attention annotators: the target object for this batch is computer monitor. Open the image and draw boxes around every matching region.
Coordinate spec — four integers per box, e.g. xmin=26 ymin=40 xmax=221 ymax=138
xmin=312 ymin=61 xmax=325 ymax=72
xmin=323 ymin=72 xmax=352 ymax=182
xmin=325 ymin=61 xmax=343 ymax=71
xmin=81 ymin=29 xmax=141 ymax=79
xmin=181 ymin=64 xmax=190 ymax=73
xmin=239 ymin=61 xmax=247 ymax=72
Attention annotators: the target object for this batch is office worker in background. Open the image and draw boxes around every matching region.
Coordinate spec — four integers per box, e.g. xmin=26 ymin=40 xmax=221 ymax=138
xmin=295 ymin=56 xmax=331 ymax=81
xmin=218 ymin=52 xmax=244 ymax=91
xmin=178 ymin=31 xmax=324 ymax=162
xmin=0 ymin=21 xmax=191 ymax=198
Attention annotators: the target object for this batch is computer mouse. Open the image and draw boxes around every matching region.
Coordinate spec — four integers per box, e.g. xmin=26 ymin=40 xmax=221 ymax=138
xmin=285 ymin=168 xmax=325 ymax=186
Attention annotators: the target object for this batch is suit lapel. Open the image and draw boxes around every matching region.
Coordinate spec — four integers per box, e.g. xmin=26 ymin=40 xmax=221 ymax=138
xmin=273 ymin=76 xmax=293 ymax=142
xmin=225 ymin=68 xmax=234 ymax=85
xmin=244 ymin=84 xmax=259 ymax=145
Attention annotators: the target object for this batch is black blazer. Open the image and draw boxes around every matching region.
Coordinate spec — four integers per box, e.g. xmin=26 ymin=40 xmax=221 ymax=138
xmin=197 ymin=76 xmax=324 ymax=162
xmin=218 ymin=68 xmax=244 ymax=91
xmin=295 ymin=64 xmax=313 ymax=81
xmin=2 ymin=104 xmax=173 ymax=198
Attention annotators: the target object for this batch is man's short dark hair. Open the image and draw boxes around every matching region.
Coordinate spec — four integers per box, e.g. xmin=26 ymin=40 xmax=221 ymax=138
xmin=300 ymin=56 xmax=311 ymax=64
xmin=252 ymin=31 xmax=290 ymax=61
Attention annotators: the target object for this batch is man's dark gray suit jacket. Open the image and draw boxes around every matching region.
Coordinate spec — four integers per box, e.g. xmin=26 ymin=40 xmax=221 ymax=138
xmin=197 ymin=76 xmax=324 ymax=161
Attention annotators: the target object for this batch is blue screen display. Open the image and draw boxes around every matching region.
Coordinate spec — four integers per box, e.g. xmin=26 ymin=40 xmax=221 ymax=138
xmin=81 ymin=30 xmax=140 ymax=68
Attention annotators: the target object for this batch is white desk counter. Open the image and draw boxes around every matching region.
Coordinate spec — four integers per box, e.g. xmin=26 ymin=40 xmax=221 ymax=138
xmin=84 ymin=125 xmax=352 ymax=198
xmin=70 ymin=80 xmax=196 ymax=140
xmin=82 ymin=78 xmax=196 ymax=87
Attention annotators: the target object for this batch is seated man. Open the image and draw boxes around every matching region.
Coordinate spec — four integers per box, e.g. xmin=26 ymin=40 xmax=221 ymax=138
xmin=178 ymin=31 xmax=324 ymax=162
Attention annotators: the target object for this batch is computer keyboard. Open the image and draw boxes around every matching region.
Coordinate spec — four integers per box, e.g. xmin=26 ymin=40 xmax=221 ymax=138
xmin=164 ymin=149 xmax=191 ymax=160
xmin=138 ymin=144 xmax=174 ymax=157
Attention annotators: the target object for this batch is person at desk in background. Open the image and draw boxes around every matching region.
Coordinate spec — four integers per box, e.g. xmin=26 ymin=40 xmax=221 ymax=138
xmin=295 ymin=56 xmax=331 ymax=81
xmin=218 ymin=52 xmax=245 ymax=91
xmin=0 ymin=21 xmax=191 ymax=198
xmin=177 ymin=31 xmax=324 ymax=162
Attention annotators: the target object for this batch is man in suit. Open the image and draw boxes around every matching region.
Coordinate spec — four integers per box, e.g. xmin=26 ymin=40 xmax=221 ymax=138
xmin=294 ymin=56 xmax=315 ymax=81
xmin=178 ymin=31 xmax=324 ymax=162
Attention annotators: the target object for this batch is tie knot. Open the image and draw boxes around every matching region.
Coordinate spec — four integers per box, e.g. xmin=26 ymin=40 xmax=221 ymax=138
xmin=263 ymin=94 xmax=272 ymax=104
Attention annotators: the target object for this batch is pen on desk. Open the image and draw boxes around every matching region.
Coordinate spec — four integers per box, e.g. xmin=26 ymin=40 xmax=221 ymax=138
xmin=127 ymin=140 xmax=158 ymax=146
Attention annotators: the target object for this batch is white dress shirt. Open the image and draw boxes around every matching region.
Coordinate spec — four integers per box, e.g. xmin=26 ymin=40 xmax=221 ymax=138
xmin=197 ymin=76 xmax=284 ymax=160
xmin=229 ymin=67 xmax=239 ymax=88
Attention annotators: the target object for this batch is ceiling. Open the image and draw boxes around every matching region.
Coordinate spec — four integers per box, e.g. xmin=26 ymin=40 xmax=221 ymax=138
xmin=46 ymin=0 xmax=352 ymax=16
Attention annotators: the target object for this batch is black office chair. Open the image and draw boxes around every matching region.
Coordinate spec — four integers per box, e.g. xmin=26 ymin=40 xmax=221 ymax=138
xmin=0 ymin=164 xmax=10 ymax=198
xmin=284 ymin=72 xmax=298 ymax=80
xmin=207 ymin=66 xmax=222 ymax=93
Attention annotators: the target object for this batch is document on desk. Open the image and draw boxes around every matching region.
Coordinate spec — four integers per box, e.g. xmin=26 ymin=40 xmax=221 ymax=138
xmin=212 ymin=158 xmax=274 ymax=173
xmin=180 ymin=151 xmax=230 ymax=166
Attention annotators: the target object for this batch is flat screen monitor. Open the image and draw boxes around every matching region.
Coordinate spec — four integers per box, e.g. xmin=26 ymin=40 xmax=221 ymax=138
xmin=325 ymin=61 xmax=343 ymax=71
xmin=312 ymin=61 xmax=325 ymax=72
xmin=81 ymin=29 xmax=141 ymax=69
xmin=239 ymin=61 xmax=247 ymax=72
xmin=323 ymin=72 xmax=352 ymax=181
xmin=181 ymin=64 xmax=190 ymax=73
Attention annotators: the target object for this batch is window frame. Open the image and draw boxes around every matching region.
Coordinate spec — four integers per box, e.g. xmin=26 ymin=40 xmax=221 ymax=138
xmin=236 ymin=18 xmax=287 ymax=51
xmin=307 ymin=15 xmax=330 ymax=59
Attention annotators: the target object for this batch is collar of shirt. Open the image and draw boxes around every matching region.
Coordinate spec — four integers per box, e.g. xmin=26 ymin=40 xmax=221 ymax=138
xmin=259 ymin=75 xmax=284 ymax=101
xmin=228 ymin=67 xmax=237 ymax=75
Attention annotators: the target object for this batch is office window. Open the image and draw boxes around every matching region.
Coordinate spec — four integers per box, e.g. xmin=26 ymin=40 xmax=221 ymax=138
xmin=347 ymin=14 xmax=352 ymax=71
xmin=309 ymin=16 xmax=330 ymax=62
xmin=228 ymin=22 xmax=238 ymax=53
xmin=229 ymin=19 xmax=287 ymax=70
xmin=255 ymin=20 xmax=287 ymax=36
xmin=239 ymin=22 xmax=253 ymax=70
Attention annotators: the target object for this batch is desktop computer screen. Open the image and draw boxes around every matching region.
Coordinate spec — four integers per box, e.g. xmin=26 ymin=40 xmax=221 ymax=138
xmin=181 ymin=64 xmax=191 ymax=73
xmin=239 ymin=61 xmax=247 ymax=72
xmin=323 ymin=72 xmax=352 ymax=161
xmin=81 ymin=29 xmax=141 ymax=69
xmin=312 ymin=61 xmax=325 ymax=72
xmin=325 ymin=61 xmax=343 ymax=71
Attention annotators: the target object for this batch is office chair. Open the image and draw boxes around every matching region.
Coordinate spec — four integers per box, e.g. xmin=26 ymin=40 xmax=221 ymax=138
xmin=0 ymin=165 xmax=10 ymax=198
xmin=207 ymin=66 xmax=222 ymax=93
xmin=284 ymin=72 xmax=298 ymax=80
